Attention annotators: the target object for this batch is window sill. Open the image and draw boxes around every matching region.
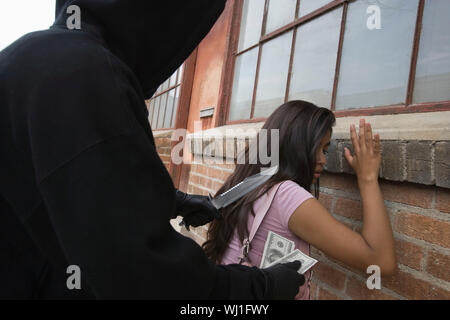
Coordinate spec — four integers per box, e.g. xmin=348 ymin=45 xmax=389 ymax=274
xmin=185 ymin=111 xmax=450 ymax=188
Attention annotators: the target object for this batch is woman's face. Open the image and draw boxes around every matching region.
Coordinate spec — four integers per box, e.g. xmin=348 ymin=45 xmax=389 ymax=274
xmin=313 ymin=130 xmax=331 ymax=183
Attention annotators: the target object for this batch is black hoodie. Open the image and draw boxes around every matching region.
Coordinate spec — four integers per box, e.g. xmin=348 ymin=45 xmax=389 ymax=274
xmin=0 ymin=0 xmax=267 ymax=299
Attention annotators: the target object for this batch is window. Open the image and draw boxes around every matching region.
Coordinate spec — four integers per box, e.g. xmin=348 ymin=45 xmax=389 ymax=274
xmin=253 ymin=30 xmax=293 ymax=118
xmin=147 ymin=65 xmax=183 ymax=129
xmin=413 ymin=0 xmax=450 ymax=104
xmin=224 ymin=0 xmax=450 ymax=123
xmin=289 ymin=7 xmax=342 ymax=109
xmin=335 ymin=0 xmax=419 ymax=110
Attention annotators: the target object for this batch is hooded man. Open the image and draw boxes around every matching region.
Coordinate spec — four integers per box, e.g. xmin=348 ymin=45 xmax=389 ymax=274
xmin=0 ymin=0 xmax=304 ymax=299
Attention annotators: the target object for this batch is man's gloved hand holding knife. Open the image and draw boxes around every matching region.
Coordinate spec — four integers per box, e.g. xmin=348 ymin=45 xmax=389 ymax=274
xmin=174 ymin=166 xmax=278 ymax=230
xmin=174 ymin=191 xmax=221 ymax=231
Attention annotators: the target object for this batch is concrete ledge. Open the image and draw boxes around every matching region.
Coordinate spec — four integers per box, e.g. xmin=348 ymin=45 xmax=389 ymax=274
xmin=187 ymin=111 xmax=450 ymax=141
xmin=324 ymin=139 xmax=449 ymax=188
xmin=184 ymin=111 xmax=450 ymax=188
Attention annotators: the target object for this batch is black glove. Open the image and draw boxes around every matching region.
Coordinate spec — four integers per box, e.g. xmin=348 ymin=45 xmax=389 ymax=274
xmin=174 ymin=190 xmax=221 ymax=230
xmin=260 ymin=261 xmax=305 ymax=299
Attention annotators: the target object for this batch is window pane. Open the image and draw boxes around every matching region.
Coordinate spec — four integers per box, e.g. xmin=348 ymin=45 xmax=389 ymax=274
xmin=157 ymin=93 xmax=168 ymax=128
xmin=253 ymin=31 xmax=293 ymax=118
xmin=171 ymin=88 xmax=180 ymax=127
xmin=298 ymin=0 xmax=331 ymax=18
xmin=289 ymin=7 xmax=342 ymax=108
xmin=148 ymin=99 xmax=154 ymax=125
xmin=228 ymin=47 xmax=258 ymax=121
xmin=164 ymin=89 xmax=176 ymax=128
xmin=177 ymin=64 xmax=184 ymax=85
xmin=162 ymin=78 xmax=170 ymax=91
xmin=265 ymin=0 xmax=297 ymax=35
xmin=238 ymin=0 xmax=265 ymax=52
xmin=169 ymin=69 xmax=178 ymax=88
xmin=152 ymin=96 xmax=160 ymax=128
xmin=335 ymin=0 xmax=419 ymax=110
xmin=413 ymin=0 xmax=450 ymax=104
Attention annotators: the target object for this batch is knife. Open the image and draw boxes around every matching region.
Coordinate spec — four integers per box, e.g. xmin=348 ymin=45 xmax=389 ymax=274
xmin=179 ymin=165 xmax=278 ymax=230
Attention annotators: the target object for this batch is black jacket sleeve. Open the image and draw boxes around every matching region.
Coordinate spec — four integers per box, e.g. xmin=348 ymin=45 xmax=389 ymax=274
xmin=25 ymin=36 xmax=268 ymax=298
xmin=37 ymin=125 xmax=267 ymax=299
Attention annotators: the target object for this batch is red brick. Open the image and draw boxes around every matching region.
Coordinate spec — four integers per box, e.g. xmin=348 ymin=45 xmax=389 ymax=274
xmin=394 ymin=212 xmax=450 ymax=248
xmin=383 ymin=269 xmax=433 ymax=299
xmin=190 ymin=164 xmax=202 ymax=175
xmin=212 ymin=180 xmax=224 ymax=192
xmin=204 ymin=177 xmax=213 ymax=190
xmin=320 ymin=173 xmax=359 ymax=194
xmin=159 ymin=154 xmax=171 ymax=163
xmin=436 ymin=188 xmax=450 ymax=214
xmin=221 ymin=163 xmax=236 ymax=170
xmin=206 ymin=167 xmax=223 ymax=181
xmin=394 ymin=238 xmax=424 ymax=271
xmin=221 ymin=170 xmax=233 ymax=182
xmin=312 ymin=263 xmax=347 ymax=290
xmin=345 ymin=276 xmax=398 ymax=300
xmin=380 ymin=180 xmax=434 ymax=209
xmin=428 ymin=285 xmax=450 ymax=299
xmin=317 ymin=287 xmax=342 ymax=300
xmin=334 ymin=197 xmax=362 ymax=221
xmin=155 ymin=137 xmax=171 ymax=147
xmin=426 ymin=251 xmax=450 ymax=283
xmin=197 ymin=175 xmax=208 ymax=188
xmin=318 ymin=193 xmax=333 ymax=211
xmin=190 ymin=164 xmax=198 ymax=174
xmin=188 ymin=174 xmax=197 ymax=185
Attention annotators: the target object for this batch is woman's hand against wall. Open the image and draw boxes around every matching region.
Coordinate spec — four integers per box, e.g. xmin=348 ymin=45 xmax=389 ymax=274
xmin=344 ymin=119 xmax=381 ymax=184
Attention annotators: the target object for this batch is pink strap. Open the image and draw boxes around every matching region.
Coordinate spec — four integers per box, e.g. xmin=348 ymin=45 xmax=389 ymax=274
xmin=248 ymin=182 xmax=282 ymax=241
xmin=238 ymin=182 xmax=283 ymax=263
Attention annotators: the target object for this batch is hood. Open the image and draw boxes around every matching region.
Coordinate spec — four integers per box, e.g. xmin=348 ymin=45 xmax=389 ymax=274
xmin=54 ymin=0 xmax=225 ymax=99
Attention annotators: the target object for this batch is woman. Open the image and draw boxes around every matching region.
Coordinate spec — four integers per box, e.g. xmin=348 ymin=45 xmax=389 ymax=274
xmin=203 ymin=100 xmax=397 ymax=299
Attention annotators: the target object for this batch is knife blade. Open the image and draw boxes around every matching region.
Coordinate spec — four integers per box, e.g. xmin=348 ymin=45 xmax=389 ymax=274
xmin=210 ymin=165 xmax=278 ymax=210
xmin=178 ymin=166 xmax=278 ymax=230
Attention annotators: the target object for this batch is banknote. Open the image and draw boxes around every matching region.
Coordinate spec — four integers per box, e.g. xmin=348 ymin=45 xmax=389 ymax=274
xmin=259 ymin=231 xmax=295 ymax=268
xmin=265 ymin=249 xmax=318 ymax=274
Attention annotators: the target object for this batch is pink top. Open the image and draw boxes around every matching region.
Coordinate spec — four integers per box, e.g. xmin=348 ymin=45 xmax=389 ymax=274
xmin=220 ymin=180 xmax=315 ymax=300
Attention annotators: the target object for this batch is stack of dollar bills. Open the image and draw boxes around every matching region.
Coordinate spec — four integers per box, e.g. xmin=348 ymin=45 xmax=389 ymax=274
xmin=260 ymin=231 xmax=318 ymax=274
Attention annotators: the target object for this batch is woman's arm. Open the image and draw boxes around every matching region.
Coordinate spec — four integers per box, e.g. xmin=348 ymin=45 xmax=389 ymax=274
xmin=288 ymin=120 xmax=397 ymax=276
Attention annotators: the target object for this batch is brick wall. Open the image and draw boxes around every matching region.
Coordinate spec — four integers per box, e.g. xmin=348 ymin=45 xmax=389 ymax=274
xmin=179 ymin=157 xmax=450 ymax=300
xmin=154 ymin=131 xmax=450 ymax=300
xmin=310 ymin=173 xmax=450 ymax=300
xmin=153 ymin=131 xmax=173 ymax=171
xmin=180 ymin=159 xmax=450 ymax=300
xmin=178 ymin=158 xmax=235 ymax=245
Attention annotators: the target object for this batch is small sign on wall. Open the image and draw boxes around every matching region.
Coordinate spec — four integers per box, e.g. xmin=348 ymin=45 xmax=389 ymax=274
xmin=200 ymin=107 xmax=215 ymax=118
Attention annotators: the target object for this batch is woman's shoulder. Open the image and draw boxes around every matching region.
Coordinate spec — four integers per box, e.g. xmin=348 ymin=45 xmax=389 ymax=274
xmin=269 ymin=180 xmax=315 ymax=228
xmin=276 ymin=180 xmax=313 ymax=197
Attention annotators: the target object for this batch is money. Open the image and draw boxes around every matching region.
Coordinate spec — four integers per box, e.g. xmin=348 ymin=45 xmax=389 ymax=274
xmin=259 ymin=231 xmax=295 ymax=268
xmin=266 ymin=249 xmax=318 ymax=274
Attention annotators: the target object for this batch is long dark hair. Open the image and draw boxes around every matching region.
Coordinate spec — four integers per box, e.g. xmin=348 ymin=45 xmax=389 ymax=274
xmin=202 ymin=100 xmax=336 ymax=264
